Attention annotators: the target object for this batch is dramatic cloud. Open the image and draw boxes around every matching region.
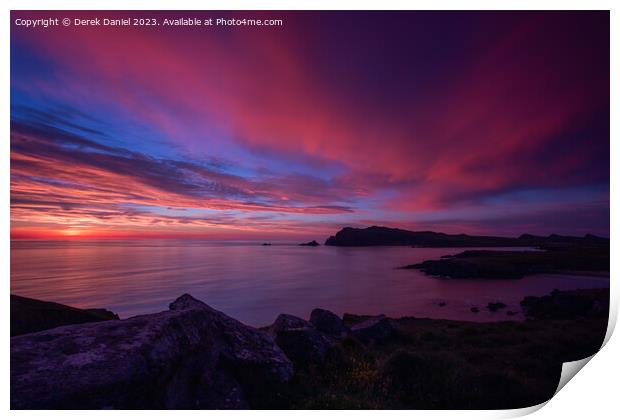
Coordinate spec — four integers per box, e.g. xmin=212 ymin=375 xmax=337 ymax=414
xmin=10 ymin=11 xmax=609 ymax=238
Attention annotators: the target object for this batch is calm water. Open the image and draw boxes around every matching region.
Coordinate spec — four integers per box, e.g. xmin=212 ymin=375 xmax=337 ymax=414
xmin=11 ymin=240 xmax=609 ymax=326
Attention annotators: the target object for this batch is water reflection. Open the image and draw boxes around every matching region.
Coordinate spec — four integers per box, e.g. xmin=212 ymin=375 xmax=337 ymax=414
xmin=11 ymin=240 xmax=609 ymax=326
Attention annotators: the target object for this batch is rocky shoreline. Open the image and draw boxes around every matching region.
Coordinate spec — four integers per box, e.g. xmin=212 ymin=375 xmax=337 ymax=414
xmin=11 ymin=289 xmax=609 ymax=409
xmin=405 ymin=247 xmax=609 ymax=279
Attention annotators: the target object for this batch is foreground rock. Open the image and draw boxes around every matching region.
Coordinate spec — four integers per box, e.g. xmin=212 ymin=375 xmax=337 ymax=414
xmin=268 ymin=314 xmax=334 ymax=367
xmin=350 ymin=315 xmax=395 ymax=343
xmin=521 ymin=289 xmax=609 ymax=320
xmin=11 ymin=294 xmax=119 ymax=337
xmin=11 ymin=294 xmax=293 ymax=409
xmin=310 ymin=308 xmax=349 ymax=337
xmin=10 ymin=289 xmax=609 ymax=409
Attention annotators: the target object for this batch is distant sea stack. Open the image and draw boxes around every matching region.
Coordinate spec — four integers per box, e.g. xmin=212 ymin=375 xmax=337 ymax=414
xmin=299 ymin=240 xmax=319 ymax=247
xmin=324 ymin=226 xmax=608 ymax=247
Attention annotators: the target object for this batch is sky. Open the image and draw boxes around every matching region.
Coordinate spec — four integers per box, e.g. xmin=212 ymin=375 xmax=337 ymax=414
xmin=10 ymin=11 xmax=610 ymax=240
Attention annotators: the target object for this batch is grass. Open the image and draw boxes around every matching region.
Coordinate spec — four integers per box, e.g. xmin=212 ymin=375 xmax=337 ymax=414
xmin=265 ymin=315 xmax=608 ymax=409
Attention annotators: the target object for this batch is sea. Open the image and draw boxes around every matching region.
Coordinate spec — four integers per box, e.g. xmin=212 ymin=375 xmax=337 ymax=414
xmin=10 ymin=239 xmax=610 ymax=327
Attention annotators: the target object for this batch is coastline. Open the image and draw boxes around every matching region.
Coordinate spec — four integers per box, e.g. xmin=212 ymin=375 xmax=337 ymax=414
xmin=10 ymin=287 xmax=610 ymax=409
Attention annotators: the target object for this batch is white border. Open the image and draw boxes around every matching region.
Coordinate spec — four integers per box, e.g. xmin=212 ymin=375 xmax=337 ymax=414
xmin=2 ymin=1 xmax=616 ymax=419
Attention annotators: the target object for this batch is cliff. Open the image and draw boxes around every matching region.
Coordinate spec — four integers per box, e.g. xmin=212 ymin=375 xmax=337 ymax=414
xmin=324 ymin=226 xmax=607 ymax=247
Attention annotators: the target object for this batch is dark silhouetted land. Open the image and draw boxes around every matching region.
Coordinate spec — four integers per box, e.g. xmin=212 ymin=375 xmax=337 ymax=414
xmin=10 ymin=294 xmax=118 ymax=337
xmin=405 ymin=244 xmax=609 ymax=279
xmin=324 ymin=226 xmax=607 ymax=248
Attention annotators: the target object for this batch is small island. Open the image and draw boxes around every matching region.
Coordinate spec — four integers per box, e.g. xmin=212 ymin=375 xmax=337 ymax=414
xmin=299 ymin=240 xmax=320 ymax=247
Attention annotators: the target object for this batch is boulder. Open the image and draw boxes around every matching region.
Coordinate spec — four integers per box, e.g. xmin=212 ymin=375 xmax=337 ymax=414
xmin=269 ymin=314 xmax=333 ymax=367
xmin=271 ymin=313 xmax=310 ymax=331
xmin=310 ymin=308 xmax=348 ymax=337
xmin=520 ymin=289 xmax=608 ymax=320
xmin=168 ymin=293 xmax=209 ymax=310
xmin=350 ymin=315 xmax=395 ymax=343
xmin=487 ymin=302 xmax=507 ymax=312
xmin=11 ymin=294 xmax=293 ymax=409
